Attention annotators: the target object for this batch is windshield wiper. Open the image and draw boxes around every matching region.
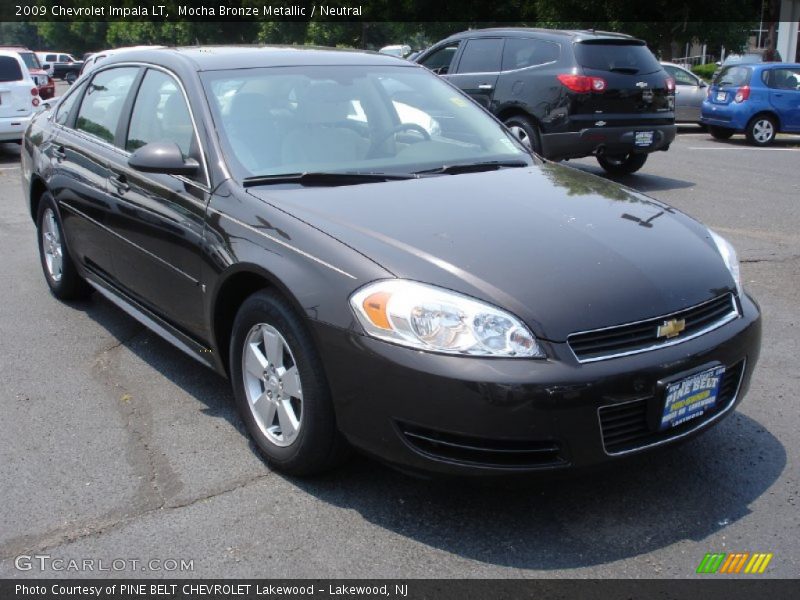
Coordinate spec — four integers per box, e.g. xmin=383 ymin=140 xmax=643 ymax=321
xmin=414 ymin=160 xmax=530 ymax=176
xmin=242 ymin=171 xmax=416 ymax=187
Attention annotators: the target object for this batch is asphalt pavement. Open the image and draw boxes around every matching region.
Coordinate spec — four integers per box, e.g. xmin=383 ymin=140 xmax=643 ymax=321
xmin=0 ymin=118 xmax=798 ymax=578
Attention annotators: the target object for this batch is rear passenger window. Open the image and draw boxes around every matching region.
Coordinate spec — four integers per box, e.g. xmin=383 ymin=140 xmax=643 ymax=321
xmin=126 ymin=69 xmax=196 ymax=159
xmin=502 ymin=38 xmax=560 ymax=70
xmin=762 ymin=68 xmax=800 ymax=90
xmin=55 ymin=81 xmax=86 ymax=126
xmin=0 ymin=56 xmax=23 ymax=82
xmin=46 ymin=54 xmax=57 ymax=62
xmin=76 ymin=67 xmax=138 ymax=144
xmin=457 ymin=38 xmax=504 ymax=74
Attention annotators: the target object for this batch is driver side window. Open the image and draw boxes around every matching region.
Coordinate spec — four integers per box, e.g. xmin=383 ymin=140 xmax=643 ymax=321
xmin=420 ymin=43 xmax=460 ymax=75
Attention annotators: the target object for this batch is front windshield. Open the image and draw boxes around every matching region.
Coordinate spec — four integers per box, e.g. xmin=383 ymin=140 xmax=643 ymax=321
xmin=20 ymin=52 xmax=42 ymax=71
xmin=201 ymin=65 xmax=531 ymax=180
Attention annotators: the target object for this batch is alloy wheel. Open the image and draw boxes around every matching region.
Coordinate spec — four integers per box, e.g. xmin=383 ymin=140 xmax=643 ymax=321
xmin=752 ymin=119 xmax=774 ymax=144
xmin=241 ymin=323 xmax=303 ymax=447
xmin=508 ymin=125 xmax=531 ymax=149
xmin=41 ymin=208 xmax=63 ymax=283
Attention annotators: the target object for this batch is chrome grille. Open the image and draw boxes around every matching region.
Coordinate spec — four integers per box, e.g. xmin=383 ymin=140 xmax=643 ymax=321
xmin=568 ymin=293 xmax=739 ymax=363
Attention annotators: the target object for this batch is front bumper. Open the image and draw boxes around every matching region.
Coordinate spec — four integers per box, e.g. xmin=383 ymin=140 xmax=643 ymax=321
xmin=542 ymin=124 xmax=676 ymax=161
xmin=0 ymin=114 xmax=34 ymax=142
xmin=314 ymin=293 xmax=761 ymax=476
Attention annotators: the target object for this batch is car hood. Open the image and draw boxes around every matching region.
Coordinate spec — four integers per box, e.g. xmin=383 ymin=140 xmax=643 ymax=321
xmin=247 ymin=164 xmax=735 ymax=341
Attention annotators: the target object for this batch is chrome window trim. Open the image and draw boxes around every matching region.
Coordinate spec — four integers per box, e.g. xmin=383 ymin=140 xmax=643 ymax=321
xmin=59 ymin=61 xmax=212 ymax=193
xmin=597 ymin=357 xmax=747 ymax=457
xmin=568 ymin=294 xmax=741 ymax=364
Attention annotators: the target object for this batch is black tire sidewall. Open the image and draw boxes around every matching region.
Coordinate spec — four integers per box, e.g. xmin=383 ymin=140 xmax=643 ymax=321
xmin=504 ymin=115 xmax=543 ymax=156
xmin=709 ymin=126 xmax=734 ymax=140
xmin=229 ymin=290 xmax=340 ymax=474
xmin=36 ymin=192 xmax=87 ymax=299
xmin=597 ymin=152 xmax=648 ymax=176
xmin=746 ymin=115 xmax=776 ymax=146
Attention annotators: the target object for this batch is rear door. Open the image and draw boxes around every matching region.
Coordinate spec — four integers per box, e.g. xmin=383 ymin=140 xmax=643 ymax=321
xmin=0 ymin=55 xmax=32 ymax=119
xmin=448 ymin=38 xmax=504 ymax=109
xmin=764 ymin=67 xmax=800 ymax=130
xmin=571 ymin=39 xmax=673 ymax=127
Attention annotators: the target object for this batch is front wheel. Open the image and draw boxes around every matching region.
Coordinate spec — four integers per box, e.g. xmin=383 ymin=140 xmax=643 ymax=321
xmin=746 ymin=115 xmax=777 ymax=146
xmin=596 ymin=152 xmax=648 ymax=176
xmin=229 ymin=290 xmax=348 ymax=476
xmin=709 ymin=126 xmax=734 ymax=140
xmin=65 ymin=72 xmax=77 ymax=84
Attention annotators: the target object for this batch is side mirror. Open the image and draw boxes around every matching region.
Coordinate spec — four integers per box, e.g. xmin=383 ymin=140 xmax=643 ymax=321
xmin=41 ymin=63 xmax=51 ymax=71
xmin=128 ymin=141 xmax=199 ymax=176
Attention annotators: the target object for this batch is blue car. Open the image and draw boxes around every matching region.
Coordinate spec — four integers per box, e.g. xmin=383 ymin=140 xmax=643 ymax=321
xmin=701 ymin=63 xmax=800 ymax=145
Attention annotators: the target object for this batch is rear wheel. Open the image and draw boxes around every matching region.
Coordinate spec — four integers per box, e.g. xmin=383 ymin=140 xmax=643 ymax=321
xmin=745 ymin=115 xmax=777 ymax=146
xmin=596 ymin=152 xmax=648 ymax=176
xmin=36 ymin=192 xmax=90 ymax=300
xmin=503 ymin=115 xmax=543 ymax=156
xmin=65 ymin=71 xmax=77 ymax=84
xmin=709 ymin=126 xmax=734 ymax=140
xmin=229 ymin=289 xmax=348 ymax=476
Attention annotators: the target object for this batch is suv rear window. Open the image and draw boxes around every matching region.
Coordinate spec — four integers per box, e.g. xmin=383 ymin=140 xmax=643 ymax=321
xmin=0 ymin=56 xmax=23 ymax=82
xmin=574 ymin=41 xmax=661 ymax=75
xmin=716 ymin=66 xmax=751 ymax=87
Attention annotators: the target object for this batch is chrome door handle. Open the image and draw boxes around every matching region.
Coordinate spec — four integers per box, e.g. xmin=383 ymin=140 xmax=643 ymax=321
xmin=478 ymin=84 xmax=494 ymax=90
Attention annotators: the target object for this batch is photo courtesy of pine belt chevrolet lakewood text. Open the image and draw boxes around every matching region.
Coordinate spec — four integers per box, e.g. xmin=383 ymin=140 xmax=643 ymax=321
xmin=22 ymin=46 xmax=761 ymax=476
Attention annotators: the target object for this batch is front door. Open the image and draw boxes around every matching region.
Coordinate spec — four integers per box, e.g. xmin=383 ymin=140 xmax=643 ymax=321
xmin=447 ymin=38 xmax=504 ymax=110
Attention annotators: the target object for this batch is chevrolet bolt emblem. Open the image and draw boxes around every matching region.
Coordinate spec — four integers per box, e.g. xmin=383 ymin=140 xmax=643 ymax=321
xmin=657 ymin=318 xmax=686 ymax=339
xmin=636 ymin=81 xmax=648 ymax=88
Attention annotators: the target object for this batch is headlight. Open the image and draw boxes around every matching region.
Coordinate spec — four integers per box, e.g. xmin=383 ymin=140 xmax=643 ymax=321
xmin=709 ymin=229 xmax=742 ymax=294
xmin=350 ymin=280 xmax=544 ymax=358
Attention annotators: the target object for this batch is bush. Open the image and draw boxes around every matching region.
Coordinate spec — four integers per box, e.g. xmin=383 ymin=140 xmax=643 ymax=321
xmin=692 ymin=63 xmax=718 ymax=81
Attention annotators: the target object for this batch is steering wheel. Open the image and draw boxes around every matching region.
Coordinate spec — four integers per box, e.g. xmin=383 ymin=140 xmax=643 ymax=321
xmin=368 ymin=123 xmax=431 ymax=157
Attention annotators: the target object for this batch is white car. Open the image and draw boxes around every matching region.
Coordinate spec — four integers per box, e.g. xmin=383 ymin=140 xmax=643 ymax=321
xmin=379 ymin=45 xmax=412 ymax=58
xmin=0 ymin=50 xmax=42 ymax=143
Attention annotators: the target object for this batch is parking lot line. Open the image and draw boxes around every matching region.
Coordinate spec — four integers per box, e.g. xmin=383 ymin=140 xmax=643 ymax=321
xmin=688 ymin=146 xmax=800 ymax=151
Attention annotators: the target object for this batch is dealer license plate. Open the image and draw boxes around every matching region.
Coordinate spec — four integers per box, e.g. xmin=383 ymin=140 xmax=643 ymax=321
xmin=716 ymin=91 xmax=727 ymax=102
xmin=634 ymin=131 xmax=654 ymax=147
xmin=660 ymin=365 xmax=725 ymax=431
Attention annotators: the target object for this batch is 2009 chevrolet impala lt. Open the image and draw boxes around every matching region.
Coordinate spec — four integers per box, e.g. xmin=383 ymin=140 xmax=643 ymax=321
xmin=22 ymin=46 xmax=761 ymax=476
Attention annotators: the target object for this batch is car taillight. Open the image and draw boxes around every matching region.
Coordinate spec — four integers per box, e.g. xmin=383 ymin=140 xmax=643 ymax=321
xmin=665 ymin=77 xmax=675 ymax=92
xmin=734 ymin=86 xmax=750 ymax=103
xmin=30 ymin=87 xmax=38 ymax=96
xmin=557 ymin=73 xmax=607 ymax=93
xmin=32 ymin=97 xmax=40 ymax=107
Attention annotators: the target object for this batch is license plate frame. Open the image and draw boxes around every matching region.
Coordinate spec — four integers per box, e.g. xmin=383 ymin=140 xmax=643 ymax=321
xmin=658 ymin=365 xmax=726 ymax=431
xmin=634 ymin=131 xmax=654 ymax=147
xmin=716 ymin=91 xmax=727 ymax=102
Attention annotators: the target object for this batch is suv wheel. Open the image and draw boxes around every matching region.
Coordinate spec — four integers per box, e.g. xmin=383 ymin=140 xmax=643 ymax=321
xmin=229 ymin=290 xmax=348 ymax=476
xmin=504 ymin=115 xmax=543 ymax=155
xmin=709 ymin=126 xmax=734 ymax=140
xmin=596 ymin=152 xmax=648 ymax=176
xmin=36 ymin=192 xmax=90 ymax=300
xmin=746 ymin=115 xmax=777 ymax=146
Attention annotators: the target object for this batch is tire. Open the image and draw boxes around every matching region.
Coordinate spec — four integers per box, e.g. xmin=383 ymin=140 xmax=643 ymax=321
xmin=709 ymin=126 xmax=734 ymax=140
xmin=229 ymin=289 xmax=348 ymax=475
xmin=745 ymin=114 xmax=777 ymax=146
xmin=65 ymin=72 xmax=77 ymax=85
xmin=36 ymin=192 xmax=91 ymax=300
xmin=596 ymin=152 xmax=648 ymax=176
xmin=503 ymin=115 xmax=543 ymax=156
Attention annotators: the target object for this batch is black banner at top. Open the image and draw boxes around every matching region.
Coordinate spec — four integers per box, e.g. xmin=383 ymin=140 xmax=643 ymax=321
xmin=2 ymin=0 xmax=766 ymax=22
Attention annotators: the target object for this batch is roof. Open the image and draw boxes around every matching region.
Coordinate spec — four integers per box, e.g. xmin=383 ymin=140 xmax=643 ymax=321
xmin=101 ymin=45 xmax=412 ymax=72
xmin=440 ymin=27 xmax=637 ymax=43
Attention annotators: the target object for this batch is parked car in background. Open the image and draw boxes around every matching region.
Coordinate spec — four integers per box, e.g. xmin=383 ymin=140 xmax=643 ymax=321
xmin=0 ymin=50 xmax=42 ymax=143
xmin=379 ymin=44 xmax=411 ymax=58
xmin=414 ymin=28 xmax=676 ymax=175
xmin=713 ymin=50 xmax=783 ymax=81
xmin=1 ymin=46 xmax=54 ymax=99
xmin=22 ymin=46 xmax=759 ymax=476
xmin=661 ymin=62 xmax=707 ymax=124
xmin=701 ymin=63 xmax=800 ymax=145
xmin=79 ymin=46 xmax=167 ymax=78
xmin=36 ymin=51 xmax=83 ymax=83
